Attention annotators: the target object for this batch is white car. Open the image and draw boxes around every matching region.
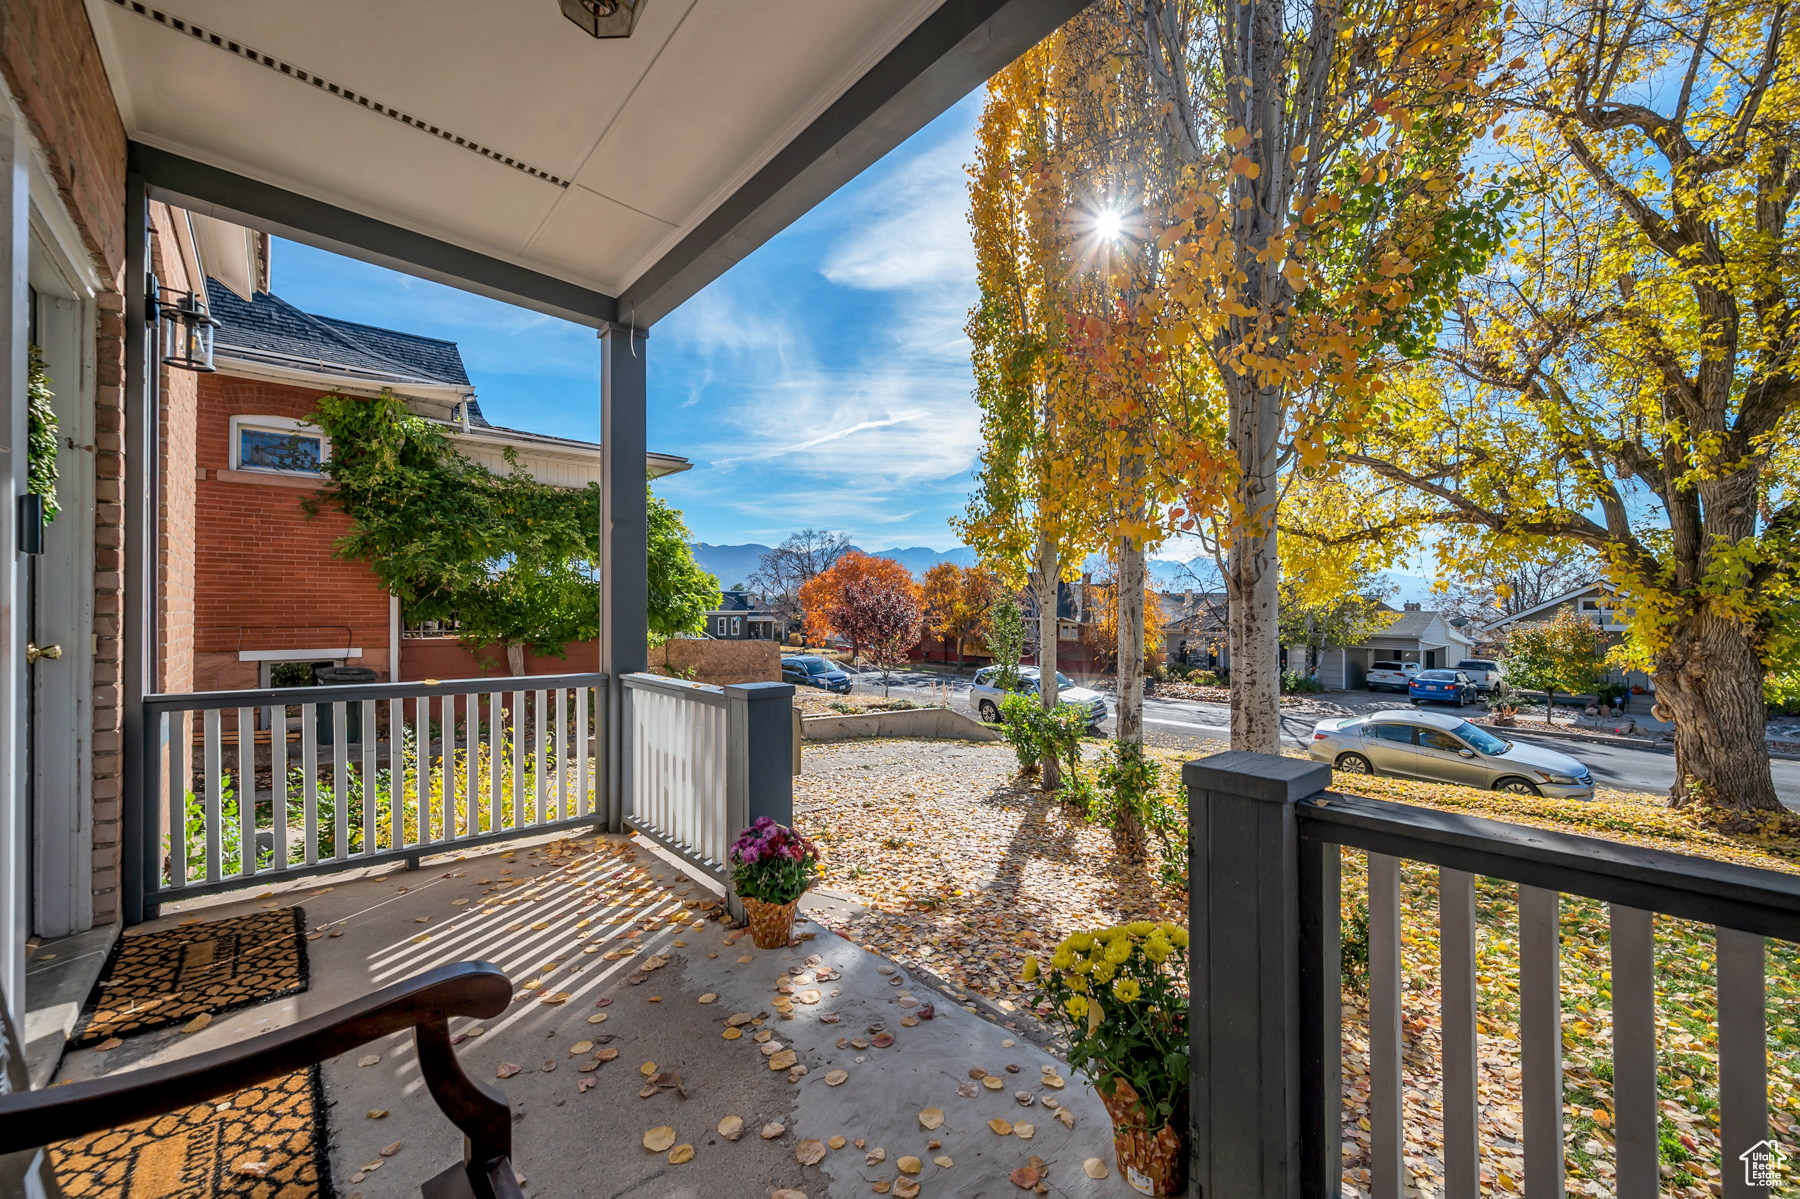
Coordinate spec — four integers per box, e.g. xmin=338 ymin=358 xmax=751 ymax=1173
xmin=1454 ymin=658 xmax=1502 ymax=693
xmin=1366 ymin=661 xmax=1420 ymax=692
xmin=969 ymin=666 xmax=1109 ymax=730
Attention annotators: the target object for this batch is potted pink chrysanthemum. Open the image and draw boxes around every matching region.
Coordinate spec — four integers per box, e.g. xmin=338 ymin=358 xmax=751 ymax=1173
xmin=730 ymin=817 xmax=820 ymax=949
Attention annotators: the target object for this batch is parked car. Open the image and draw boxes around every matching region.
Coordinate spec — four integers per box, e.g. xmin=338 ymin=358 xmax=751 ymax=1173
xmin=1453 ymin=658 xmax=1502 ymax=692
xmin=1409 ymin=669 xmax=1478 ymax=706
xmin=1365 ymin=660 xmax=1420 ymax=692
xmin=781 ymin=655 xmax=852 ymax=694
xmin=1309 ymin=709 xmax=1595 ymax=799
xmin=969 ymin=666 xmax=1108 ymax=731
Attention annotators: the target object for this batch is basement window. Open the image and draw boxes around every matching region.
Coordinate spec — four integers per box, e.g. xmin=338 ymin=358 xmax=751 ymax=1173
xmin=231 ymin=415 xmax=330 ymax=475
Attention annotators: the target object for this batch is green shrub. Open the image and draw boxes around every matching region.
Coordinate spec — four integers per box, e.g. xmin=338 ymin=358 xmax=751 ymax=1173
xmin=1281 ymin=670 xmax=1326 ymax=694
xmin=1096 ymin=740 xmax=1161 ymax=857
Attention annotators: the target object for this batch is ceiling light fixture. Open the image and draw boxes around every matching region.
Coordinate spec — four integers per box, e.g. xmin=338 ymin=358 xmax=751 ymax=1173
xmin=560 ymin=0 xmax=648 ymax=37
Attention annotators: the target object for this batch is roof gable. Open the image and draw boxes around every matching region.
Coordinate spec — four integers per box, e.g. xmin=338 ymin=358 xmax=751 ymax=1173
xmin=208 ymin=279 xmax=472 ymax=388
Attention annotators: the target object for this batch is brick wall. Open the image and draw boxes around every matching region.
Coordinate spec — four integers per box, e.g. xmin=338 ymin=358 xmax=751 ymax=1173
xmin=402 ymin=638 xmax=601 ymax=683
xmin=0 ymin=0 xmax=125 ymax=280
xmin=192 ymin=376 xmax=392 ymax=682
xmin=89 ymin=291 xmax=124 ymax=924
xmin=152 ymin=205 xmax=197 ymax=699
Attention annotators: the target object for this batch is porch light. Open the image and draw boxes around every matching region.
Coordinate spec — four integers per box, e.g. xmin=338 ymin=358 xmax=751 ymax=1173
xmin=559 ymin=0 xmax=647 ymax=37
xmin=157 ymin=287 xmax=221 ymax=373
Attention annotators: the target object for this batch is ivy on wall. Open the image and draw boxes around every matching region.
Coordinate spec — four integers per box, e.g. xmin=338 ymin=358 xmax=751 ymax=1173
xmin=27 ymin=347 xmax=58 ymax=525
xmin=305 ymin=390 xmax=716 ymax=665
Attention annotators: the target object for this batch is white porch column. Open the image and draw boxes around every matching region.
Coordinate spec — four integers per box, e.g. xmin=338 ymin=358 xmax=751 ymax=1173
xmin=0 ymin=100 xmax=31 ymax=1021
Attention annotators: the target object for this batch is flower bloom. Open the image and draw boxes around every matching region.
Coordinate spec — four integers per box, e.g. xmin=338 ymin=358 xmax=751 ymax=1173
xmin=1113 ymin=977 xmax=1141 ymax=1002
xmin=1142 ymin=935 xmax=1171 ymax=964
xmin=1105 ymin=938 xmax=1133 ymax=965
xmin=1022 ymin=956 xmax=1039 ymax=982
xmin=1091 ymin=959 xmax=1117 ymax=984
xmin=1050 ymin=946 xmax=1075 ymax=970
xmin=1065 ymin=995 xmax=1089 ymax=1020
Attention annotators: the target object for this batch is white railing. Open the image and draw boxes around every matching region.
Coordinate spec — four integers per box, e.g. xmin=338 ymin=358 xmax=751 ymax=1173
xmin=621 ymin=673 xmax=797 ymax=921
xmin=623 ymin=674 xmax=731 ymax=873
xmin=138 ymin=673 xmax=605 ymax=907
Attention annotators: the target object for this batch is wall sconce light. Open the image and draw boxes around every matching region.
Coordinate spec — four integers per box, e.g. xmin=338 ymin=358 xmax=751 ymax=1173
xmin=157 ymin=285 xmax=221 ymax=373
xmin=559 ymin=0 xmax=646 ymax=38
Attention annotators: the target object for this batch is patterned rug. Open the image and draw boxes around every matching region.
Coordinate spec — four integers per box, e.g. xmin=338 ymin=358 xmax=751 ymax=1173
xmin=72 ymin=909 xmax=308 ymax=1046
xmin=48 ymin=1067 xmax=334 ymax=1199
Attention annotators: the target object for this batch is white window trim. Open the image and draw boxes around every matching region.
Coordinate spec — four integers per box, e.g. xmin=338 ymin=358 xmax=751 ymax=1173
xmin=230 ymin=414 xmax=332 ymax=476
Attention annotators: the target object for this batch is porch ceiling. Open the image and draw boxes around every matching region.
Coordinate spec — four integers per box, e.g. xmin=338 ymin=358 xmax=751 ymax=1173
xmin=87 ymin=0 xmax=1082 ymax=325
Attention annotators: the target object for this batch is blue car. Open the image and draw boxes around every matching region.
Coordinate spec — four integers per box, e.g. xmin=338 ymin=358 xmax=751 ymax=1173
xmin=1409 ymin=669 xmax=1477 ymax=707
xmin=781 ymin=655 xmax=853 ymax=694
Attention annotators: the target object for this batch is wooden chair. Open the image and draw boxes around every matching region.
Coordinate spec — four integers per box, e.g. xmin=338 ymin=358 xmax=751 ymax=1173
xmin=0 ymin=961 xmax=522 ymax=1199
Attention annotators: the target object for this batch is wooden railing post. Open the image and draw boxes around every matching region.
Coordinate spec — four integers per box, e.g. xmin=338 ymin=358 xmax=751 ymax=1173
xmin=723 ymin=680 xmax=795 ymax=925
xmin=1184 ymin=750 xmax=1333 ymax=1199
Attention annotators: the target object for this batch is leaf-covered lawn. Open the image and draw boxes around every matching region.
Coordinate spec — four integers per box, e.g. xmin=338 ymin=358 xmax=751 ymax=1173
xmin=798 ymin=739 xmax=1800 ymax=1197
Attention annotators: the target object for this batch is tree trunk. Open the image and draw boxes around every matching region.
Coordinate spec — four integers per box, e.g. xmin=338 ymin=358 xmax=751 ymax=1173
xmin=1116 ymin=535 xmax=1146 ymax=743
xmin=1033 ymin=530 xmax=1062 ymax=791
xmin=1658 ymin=611 xmax=1780 ymax=812
xmin=1226 ymin=438 xmax=1282 ymax=752
xmin=506 ymin=641 xmax=526 ymax=677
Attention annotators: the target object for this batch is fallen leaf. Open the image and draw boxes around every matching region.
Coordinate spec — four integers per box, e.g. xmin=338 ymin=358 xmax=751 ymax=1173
xmin=768 ymin=1049 xmax=798 ymax=1071
xmin=900 ymin=1016 xmax=919 ymax=1027
xmin=829 ymin=1136 xmax=846 ymax=1150
xmin=698 ymin=993 xmax=717 ymax=1004
xmin=640 ymin=1062 xmax=658 ymax=1076
xmin=381 ymin=1141 xmax=403 ymax=1157
xmin=897 ymin=1156 xmax=922 ymax=1175
xmin=718 ymin=1115 xmax=745 ymax=1140
xmin=771 ymin=1191 xmax=808 ymax=1199
xmin=1014 ymin=1122 xmax=1035 ymax=1140
xmin=466 ymin=1026 xmax=486 ymax=1037
xmin=96 ymin=1038 xmax=122 ymax=1051
xmin=642 ymin=1127 xmax=676 ymax=1152
xmin=865 ymin=1147 xmax=886 ymax=1165
xmin=934 ymin=1156 xmax=954 ymax=1168
xmin=722 ymin=1027 xmax=743 ymax=1040
xmin=762 ymin=1122 xmax=786 ymax=1140
xmin=668 ymin=1144 xmax=694 ymax=1164
xmin=795 ymin=1139 xmax=827 ymax=1166
xmin=597 ymin=1048 xmax=619 ymax=1062
xmin=918 ymin=1108 xmax=944 ymax=1130
xmin=540 ymin=992 xmax=570 ymax=1005
xmin=797 ymin=989 xmax=821 ymax=1004
xmin=578 ymin=1077 xmax=597 ymax=1093
xmin=497 ymin=1062 xmax=522 ymax=1078
xmin=917 ymin=1003 xmax=935 ymax=1020
xmin=540 ymin=1060 xmax=557 ymax=1073
xmin=570 ymin=1040 xmax=593 ymax=1055
xmin=183 ymin=1014 xmax=212 ymax=1034
xmin=588 ymin=1013 xmax=609 ymax=1025
xmin=1041 ymin=1074 xmax=1065 ymax=1089
xmin=983 ymin=1075 xmax=1004 ymax=1090
xmin=956 ymin=1081 xmax=980 ymax=1098
xmin=893 ymin=1179 xmax=920 ymax=1199
xmin=825 ymin=1069 xmax=849 ymax=1086
xmin=738 ymin=955 xmax=754 ymax=963
xmin=1016 ymin=1091 xmax=1035 ymax=1106
xmin=872 ymin=1185 xmax=891 ymax=1196
xmin=1054 ymin=1107 xmax=1075 ymax=1129
xmin=595 ymin=997 xmax=614 ymax=1008
xmin=989 ymin=1119 xmax=1015 ymax=1136
xmin=754 ymin=1030 xmax=775 ymax=1044
xmin=411 ymin=934 xmax=430 ymax=944
xmin=531 ymin=921 xmax=549 ymax=930
xmin=358 ymin=1054 xmax=381 ymax=1068
xmin=870 ymin=1033 xmax=895 ymax=1048
xmin=1083 ymin=1158 xmax=1109 ymax=1179
xmin=1009 ymin=1166 xmax=1040 ymax=1189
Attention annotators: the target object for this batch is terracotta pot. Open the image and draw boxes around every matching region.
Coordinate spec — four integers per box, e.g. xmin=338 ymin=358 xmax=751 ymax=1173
xmin=741 ymin=894 xmax=800 ymax=949
xmin=1097 ymin=1075 xmax=1187 ymax=1197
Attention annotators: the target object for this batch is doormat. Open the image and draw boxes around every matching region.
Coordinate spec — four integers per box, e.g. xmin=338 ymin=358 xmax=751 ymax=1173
xmin=71 ymin=908 xmax=309 ymax=1047
xmin=48 ymin=1066 xmax=335 ymax=1199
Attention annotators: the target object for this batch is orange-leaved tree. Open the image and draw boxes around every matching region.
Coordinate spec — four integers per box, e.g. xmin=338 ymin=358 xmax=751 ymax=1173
xmin=921 ymin=563 xmax=1007 ymax=669
xmin=798 ymin=551 xmax=921 ymax=661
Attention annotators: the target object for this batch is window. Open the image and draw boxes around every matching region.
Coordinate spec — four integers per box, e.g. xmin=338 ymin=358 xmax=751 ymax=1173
xmin=731 ymin=616 xmax=742 ymax=636
xmin=1419 ymin=729 xmax=1465 ymax=753
xmin=1452 ymin=721 xmax=1510 ymax=755
xmin=1372 ymin=661 xmax=1404 ymax=672
xmin=715 ymin=617 xmax=728 ymax=636
xmin=230 ymin=415 xmax=330 ymax=475
xmin=1366 ymin=722 xmax=1415 ymax=744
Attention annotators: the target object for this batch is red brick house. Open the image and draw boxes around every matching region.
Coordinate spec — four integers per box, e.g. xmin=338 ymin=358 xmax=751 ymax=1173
xmin=163 ymin=279 xmax=691 ymax=695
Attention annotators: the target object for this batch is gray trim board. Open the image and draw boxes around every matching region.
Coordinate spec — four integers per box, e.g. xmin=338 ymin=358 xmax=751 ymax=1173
xmin=619 ymin=0 xmax=1096 ymax=325
xmin=128 ymin=143 xmax=619 ymax=328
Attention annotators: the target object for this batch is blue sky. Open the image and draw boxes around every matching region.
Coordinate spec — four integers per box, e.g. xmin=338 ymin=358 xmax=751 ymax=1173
xmin=268 ymin=92 xmax=989 ymax=552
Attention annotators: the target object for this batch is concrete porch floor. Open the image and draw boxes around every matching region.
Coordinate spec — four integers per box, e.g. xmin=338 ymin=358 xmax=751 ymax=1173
xmin=52 ymin=830 xmax=1138 ymax=1198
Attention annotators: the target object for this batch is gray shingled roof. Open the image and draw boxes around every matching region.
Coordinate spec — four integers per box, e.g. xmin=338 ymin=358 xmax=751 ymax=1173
xmin=207 ymin=280 xmax=475 ymax=394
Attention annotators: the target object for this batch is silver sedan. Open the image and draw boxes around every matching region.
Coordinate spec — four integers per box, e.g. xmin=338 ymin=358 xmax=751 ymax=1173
xmin=1309 ymin=709 xmax=1596 ymax=800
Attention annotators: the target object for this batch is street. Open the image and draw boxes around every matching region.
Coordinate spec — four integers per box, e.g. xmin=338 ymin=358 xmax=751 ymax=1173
xmin=839 ymin=666 xmax=1800 ymax=808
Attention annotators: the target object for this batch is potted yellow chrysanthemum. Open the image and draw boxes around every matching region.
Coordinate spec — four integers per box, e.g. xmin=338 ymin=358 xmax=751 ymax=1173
xmin=1022 ymin=921 xmax=1189 ymax=1197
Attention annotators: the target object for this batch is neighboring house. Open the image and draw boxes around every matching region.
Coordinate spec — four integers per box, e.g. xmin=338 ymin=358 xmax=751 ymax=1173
xmin=1312 ymin=603 xmax=1476 ymax=690
xmin=1162 ymin=590 xmax=1232 ymax=672
xmin=705 ymin=591 xmax=782 ymax=641
xmin=1476 ymin=582 xmax=1652 ymax=692
xmin=162 ymin=282 xmax=692 ymax=694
